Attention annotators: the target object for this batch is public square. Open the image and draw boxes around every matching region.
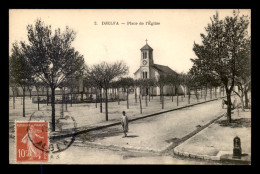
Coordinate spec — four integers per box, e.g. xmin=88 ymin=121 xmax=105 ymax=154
xmin=9 ymin=93 xmax=251 ymax=164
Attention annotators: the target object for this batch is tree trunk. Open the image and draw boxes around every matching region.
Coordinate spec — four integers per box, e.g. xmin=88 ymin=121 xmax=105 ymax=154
xmin=47 ymin=88 xmax=49 ymax=105
xmin=244 ymin=89 xmax=249 ymax=109
xmin=105 ymin=88 xmax=108 ymax=121
xmin=162 ymin=87 xmax=164 ymax=109
xmin=205 ymin=85 xmax=207 ymax=101
xmin=201 ymin=87 xmax=203 ymax=98
xmin=112 ymin=88 xmax=114 ymax=101
xmin=184 ymin=86 xmax=186 ymax=98
xmin=114 ymin=88 xmax=116 ymax=101
xmin=13 ymin=89 xmax=15 ymax=109
xmin=149 ymin=88 xmax=150 ymax=102
xmin=117 ymin=88 xmax=120 ymax=105
xmin=95 ymin=88 xmax=98 ymax=108
xmin=145 ymin=92 xmax=148 ymax=107
xmin=51 ymin=87 xmax=56 ymax=131
xmin=139 ymin=87 xmax=142 ymax=114
xmin=100 ymin=88 xmax=102 ymax=113
xmin=172 ymin=87 xmax=174 ymax=102
xmin=127 ymin=88 xmax=129 ymax=109
xmin=160 ymin=87 xmax=162 ymax=102
xmin=210 ymin=87 xmax=212 ymax=99
xmin=195 ymin=87 xmax=198 ymax=102
xmin=65 ymin=93 xmax=68 ymax=111
xmin=152 ymin=87 xmax=153 ymax=99
xmin=81 ymin=92 xmax=83 ymax=102
xmin=213 ymin=87 xmax=216 ymax=98
xmin=176 ymin=87 xmax=179 ymax=106
xmin=90 ymin=88 xmax=93 ymax=103
xmin=188 ymin=90 xmax=191 ymax=104
xmin=37 ymin=89 xmax=39 ymax=111
xmin=22 ymin=87 xmax=25 ymax=117
xmin=135 ymin=88 xmax=137 ymax=103
xmin=61 ymin=89 xmax=64 ymax=119
xmin=226 ymin=88 xmax=232 ymax=123
xmin=70 ymin=91 xmax=73 ymax=107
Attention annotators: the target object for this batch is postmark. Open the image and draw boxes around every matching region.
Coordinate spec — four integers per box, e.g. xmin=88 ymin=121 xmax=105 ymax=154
xmin=28 ymin=112 xmax=78 ymax=155
xmin=48 ymin=116 xmax=78 ymax=154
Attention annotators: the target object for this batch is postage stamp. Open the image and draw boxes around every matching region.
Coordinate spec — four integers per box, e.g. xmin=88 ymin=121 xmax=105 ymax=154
xmin=15 ymin=121 xmax=49 ymax=162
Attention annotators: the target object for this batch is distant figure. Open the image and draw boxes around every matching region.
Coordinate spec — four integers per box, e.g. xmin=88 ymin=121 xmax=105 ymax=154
xmin=121 ymin=111 xmax=129 ymax=138
xmin=222 ymin=99 xmax=233 ymax=109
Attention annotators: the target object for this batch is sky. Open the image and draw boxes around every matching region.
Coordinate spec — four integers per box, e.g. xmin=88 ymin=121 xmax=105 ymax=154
xmin=9 ymin=9 xmax=251 ymax=78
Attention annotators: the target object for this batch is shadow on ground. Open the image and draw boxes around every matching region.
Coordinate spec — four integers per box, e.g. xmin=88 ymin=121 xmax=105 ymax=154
xmin=78 ymin=127 xmax=124 ymax=142
xmin=125 ymin=135 xmax=139 ymax=138
xmin=216 ymin=118 xmax=251 ymax=128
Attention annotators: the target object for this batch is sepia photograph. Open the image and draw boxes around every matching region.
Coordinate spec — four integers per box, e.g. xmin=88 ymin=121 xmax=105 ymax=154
xmin=9 ymin=9 xmax=251 ymax=165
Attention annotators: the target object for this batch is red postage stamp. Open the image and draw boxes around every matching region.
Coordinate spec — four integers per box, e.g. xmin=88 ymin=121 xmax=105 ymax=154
xmin=16 ymin=121 xmax=49 ymax=162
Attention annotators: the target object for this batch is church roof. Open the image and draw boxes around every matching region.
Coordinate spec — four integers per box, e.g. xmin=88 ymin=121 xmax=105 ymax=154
xmin=152 ymin=64 xmax=178 ymax=75
xmin=140 ymin=44 xmax=153 ymax=51
xmin=133 ymin=64 xmax=178 ymax=75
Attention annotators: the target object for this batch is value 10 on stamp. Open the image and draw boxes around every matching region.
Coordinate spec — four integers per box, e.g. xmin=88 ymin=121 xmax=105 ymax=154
xmin=16 ymin=121 xmax=49 ymax=162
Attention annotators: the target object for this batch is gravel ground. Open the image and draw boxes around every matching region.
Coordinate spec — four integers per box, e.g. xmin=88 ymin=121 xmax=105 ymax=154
xmin=9 ymin=93 xmax=224 ymax=130
xmin=74 ymin=99 xmax=226 ymax=154
xmin=9 ymin=93 xmax=232 ymax=164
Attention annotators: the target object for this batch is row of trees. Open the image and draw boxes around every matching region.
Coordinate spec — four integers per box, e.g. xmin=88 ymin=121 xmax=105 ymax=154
xmin=190 ymin=10 xmax=251 ymax=123
xmin=10 ymin=12 xmax=247 ymax=131
xmin=84 ymin=69 xmax=224 ymax=119
xmin=9 ymin=19 xmax=85 ymax=131
xmin=9 ymin=19 xmax=133 ymax=131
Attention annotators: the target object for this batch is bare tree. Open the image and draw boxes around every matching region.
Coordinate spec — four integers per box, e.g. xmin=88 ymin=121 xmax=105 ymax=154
xmin=183 ymin=73 xmax=194 ymax=104
xmin=142 ymin=79 xmax=151 ymax=107
xmin=155 ymin=75 xmax=168 ymax=109
xmin=147 ymin=78 xmax=155 ymax=102
xmin=34 ymin=80 xmax=42 ymax=111
xmin=135 ymin=79 xmax=144 ymax=114
xmin=9 ymin=77 xmax=18 ymax=109
xmin=119 ymin=77 xmax=134 ymax=109
xmin=87 ymin=61 xmax=128 ymax=121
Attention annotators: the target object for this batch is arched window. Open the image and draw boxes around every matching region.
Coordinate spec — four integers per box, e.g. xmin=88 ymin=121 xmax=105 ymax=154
xmin=143 ymin=52 xmax=147 ymax=59
xmin=142 ymin=71 xmax=148 ymax=79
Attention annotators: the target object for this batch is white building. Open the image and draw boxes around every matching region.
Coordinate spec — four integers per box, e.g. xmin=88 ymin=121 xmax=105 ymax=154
xmin=134 ymin=41 xmax=184 ymax=96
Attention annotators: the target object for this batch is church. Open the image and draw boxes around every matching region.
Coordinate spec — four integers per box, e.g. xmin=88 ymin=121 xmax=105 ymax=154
xmin=134 ymin=40 xmax=184 ymax=96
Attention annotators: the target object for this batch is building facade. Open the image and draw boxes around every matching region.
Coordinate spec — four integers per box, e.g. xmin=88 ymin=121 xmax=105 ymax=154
xmin=134 ymin=41 xmax=184 ymax=96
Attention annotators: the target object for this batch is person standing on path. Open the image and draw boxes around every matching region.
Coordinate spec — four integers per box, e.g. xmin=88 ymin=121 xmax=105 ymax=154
xmin=121 ymin=111 xmax=129 ymax=138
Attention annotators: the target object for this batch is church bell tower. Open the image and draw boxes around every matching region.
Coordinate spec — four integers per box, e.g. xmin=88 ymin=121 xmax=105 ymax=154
xmin=140 ymin=39 xmax=154 ymax=79
xmin=140 ymin=39 xmax=154 ymax=67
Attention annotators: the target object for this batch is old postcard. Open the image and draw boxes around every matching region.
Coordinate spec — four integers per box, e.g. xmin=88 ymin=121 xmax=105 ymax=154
xmin=9 ymin=9 xmax=251 ymax=164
